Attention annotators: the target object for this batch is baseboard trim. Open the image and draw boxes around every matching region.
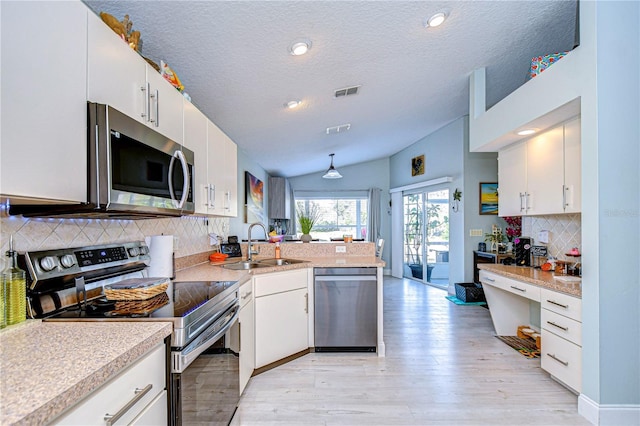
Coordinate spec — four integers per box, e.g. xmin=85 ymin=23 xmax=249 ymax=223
xmin=578 ymin=394 xmax=640 ymax=425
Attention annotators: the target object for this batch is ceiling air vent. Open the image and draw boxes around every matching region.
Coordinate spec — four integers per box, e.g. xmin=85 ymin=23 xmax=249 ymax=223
xmin=326 ymin=124 xmax=351 ymax=135
xmin=334 ymin=85 xmax=361 ymax=98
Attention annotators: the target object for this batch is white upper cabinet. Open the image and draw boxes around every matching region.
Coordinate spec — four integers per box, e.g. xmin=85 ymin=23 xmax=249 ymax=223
xmin=498 ymin=118 xmax=581 ymax=216
xmin=87 ymin=11 xmax=183 ymax=143
xmin=525 ymin=125 xmax=564 ymax=215
xmin=498 ymin=142 xmax=527 ymax=216
xmin=1 ymin=0 xmax=88 ymax=203
xmin=184 ymin=104 xmax=239 ymax=217
xmin=563 ymin=117 xmax=581 ymax=213
xmin=183 ymin=100 xmax=210 ymax=215
xmin=206 ymin=121 xmax=238 ymax=217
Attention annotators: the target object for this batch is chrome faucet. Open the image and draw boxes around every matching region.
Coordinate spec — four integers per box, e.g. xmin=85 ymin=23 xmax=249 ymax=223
xmin=247 ymin=222 xmax=268 ymax=262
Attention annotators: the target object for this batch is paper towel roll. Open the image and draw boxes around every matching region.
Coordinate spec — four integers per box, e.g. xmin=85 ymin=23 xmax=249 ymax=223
xmin=145 ymin=235 xmax=174 ymax=279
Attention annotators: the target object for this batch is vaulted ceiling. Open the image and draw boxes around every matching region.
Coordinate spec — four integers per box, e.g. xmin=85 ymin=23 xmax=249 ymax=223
xmin=85 ymin=1 xmax=578 ymax=178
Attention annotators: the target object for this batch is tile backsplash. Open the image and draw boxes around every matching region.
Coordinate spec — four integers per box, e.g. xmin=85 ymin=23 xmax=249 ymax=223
xmin=0 ymin=215 xmax=229 ymax=258
xmin=522 ymin=213 xmax=581 ymax=261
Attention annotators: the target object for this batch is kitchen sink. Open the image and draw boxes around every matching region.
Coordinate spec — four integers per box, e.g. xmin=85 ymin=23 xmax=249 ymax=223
xmin=221 ymin=258 xmax=308 ymax=270
xmin=257 ymin=258 xmax=308 ymax=266
xmin=221 ymin=261 xmax=270 ymax=270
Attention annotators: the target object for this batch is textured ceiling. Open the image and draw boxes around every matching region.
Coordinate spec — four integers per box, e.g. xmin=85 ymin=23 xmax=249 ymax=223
xmin=84 ymin=1 xmax=577 ymax=178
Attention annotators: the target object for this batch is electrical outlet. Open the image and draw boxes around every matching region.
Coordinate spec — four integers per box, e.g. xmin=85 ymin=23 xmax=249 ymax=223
xmin=469 ymin=229 xmax=483 ymax=237
xmin=173 ymin=236 xmax=179 ymax=250
xmin=335 ymin=246 xmax=347 ymax=253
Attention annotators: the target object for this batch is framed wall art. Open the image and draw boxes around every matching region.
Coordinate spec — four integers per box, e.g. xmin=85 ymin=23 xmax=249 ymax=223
xmin=479 ymin=182 xmax=499 ymax=215
xmin=411 ymin=155 xmax=425 ymax=176
xmin=245 ymin=171 xmax=265 ymax=223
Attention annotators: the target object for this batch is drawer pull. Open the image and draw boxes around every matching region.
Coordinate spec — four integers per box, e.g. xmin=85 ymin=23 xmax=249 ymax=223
xmin=104 ymin=384 xmax=152 ymax=425
xmin=241 ymin=290 xmax=253 ymax=300
xmin=547 ymin=353 xmax=569 ymax=366
xmin=547 ymin=299 xmax=569 ymax=309
xmin=484 ymin=277 xmax=496 ymax=282
xmin=510 ymin=285 xmax=526 ymax=292
xmin=546 ymin=321 xmax=569 ymax=331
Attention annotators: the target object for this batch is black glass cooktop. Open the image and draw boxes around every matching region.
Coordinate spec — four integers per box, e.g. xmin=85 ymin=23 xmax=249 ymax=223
xmin=47 ymin=280 xmax=237 ymax=319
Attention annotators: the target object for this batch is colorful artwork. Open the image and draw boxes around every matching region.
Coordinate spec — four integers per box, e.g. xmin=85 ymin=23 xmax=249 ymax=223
xmin=245 ymin=172 xmax=264 ymax=223
xmin=479 ymin=182 xmax=498 ymax=215
xmin=411 ymin=155 xmax=424 ymax=176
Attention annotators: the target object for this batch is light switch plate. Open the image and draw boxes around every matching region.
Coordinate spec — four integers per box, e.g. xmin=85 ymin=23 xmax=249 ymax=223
xmin=335 ymin=246 xmax=347 ymax=253
xmin=469 ymin=229 xmax=483 ymax=237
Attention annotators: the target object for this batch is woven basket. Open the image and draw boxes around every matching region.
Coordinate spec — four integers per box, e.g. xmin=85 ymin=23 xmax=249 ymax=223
xmin=112 ymin=293 xmax=169 ymax=316
xmin=104 ymin=278 xmax=168 ymax=301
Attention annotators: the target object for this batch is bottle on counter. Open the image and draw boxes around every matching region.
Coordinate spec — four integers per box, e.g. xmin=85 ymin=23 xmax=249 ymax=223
xmin=2 ymin=235 xmax=26 ymax=326
xmin=275 ymin=242 xmax=281 ymax=259
xmin=0 ymin=255 xmax=5 ymax=329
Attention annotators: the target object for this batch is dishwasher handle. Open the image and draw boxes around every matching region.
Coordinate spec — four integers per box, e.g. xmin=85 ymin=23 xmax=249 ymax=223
xmin=314 ymin=275 xmax=377 ymax=282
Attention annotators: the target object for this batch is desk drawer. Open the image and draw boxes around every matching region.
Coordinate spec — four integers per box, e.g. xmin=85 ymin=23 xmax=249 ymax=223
xmin=480 ymin=271 xmax=540 ymax=302
xmin=542 ymin=308 xmax=582 ymax=346
xmin=541 ymin=288 xmax=581 ymax=322
xmin=541 ymin=330 xmax=582 ymax=393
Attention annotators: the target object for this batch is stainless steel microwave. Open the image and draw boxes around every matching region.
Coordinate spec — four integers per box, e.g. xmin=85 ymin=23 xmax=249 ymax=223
xmin=11 ymin=103 xmax=195 ymax=218
xmin=89 ymin=102 xmax=195 ymax=216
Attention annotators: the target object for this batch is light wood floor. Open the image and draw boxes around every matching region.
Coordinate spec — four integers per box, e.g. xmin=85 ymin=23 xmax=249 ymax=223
xmin=232 ymin=277 xmax=589 ymax=425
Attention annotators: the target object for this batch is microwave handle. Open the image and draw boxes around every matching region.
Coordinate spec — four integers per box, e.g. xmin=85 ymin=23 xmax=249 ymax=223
xmin=168 ymin=150 xmax=190 ymax=209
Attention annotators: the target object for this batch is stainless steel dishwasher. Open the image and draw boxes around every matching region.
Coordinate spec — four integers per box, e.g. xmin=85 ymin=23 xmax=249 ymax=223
xmin=314 ymin=267 xmax=377 ymax=352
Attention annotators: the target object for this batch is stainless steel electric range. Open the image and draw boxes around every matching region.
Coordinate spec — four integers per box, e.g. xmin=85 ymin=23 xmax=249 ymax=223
xmin=21 ymin=241 xmax=240 ymax=426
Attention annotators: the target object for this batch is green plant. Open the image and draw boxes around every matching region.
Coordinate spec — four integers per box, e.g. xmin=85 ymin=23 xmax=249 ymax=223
xmin=484 ymin=230 xmax=505 ymax=245
xmin=297 ymin=204 xmax=320 ymax=234
xmin=404 ymin=195 xmax=423 ymax=265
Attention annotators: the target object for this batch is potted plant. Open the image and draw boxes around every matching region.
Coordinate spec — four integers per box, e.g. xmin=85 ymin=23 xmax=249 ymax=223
xmin=296 ymin=204 xmax=320 ymax=243
xmin=485 ymin=225 xmax=505 ymax=252
xmin=404 ymin=197 xmax=438 ymax=281
xmin=404 ymin=197 xmax=423 ymax=278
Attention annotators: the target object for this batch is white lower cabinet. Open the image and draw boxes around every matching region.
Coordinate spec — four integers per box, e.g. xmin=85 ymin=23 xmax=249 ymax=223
xmin=52 ymin=344 xmax=167 ymax=425
xmin=239 ymin=280 xmax=255 ymax=395
xmin=540 ymin=288 xmax=582 ymax=393
xmin=541 ymin=329 xmax=582 ymax=392
xmin=254 ymin=269 xmax=309 ymax=369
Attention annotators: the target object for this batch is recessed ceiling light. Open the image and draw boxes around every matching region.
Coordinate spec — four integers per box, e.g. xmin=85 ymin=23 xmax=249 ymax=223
xmin=425 ymin=12 xmax=447 ymax=28
xmin=285 ymin=100 xmax=301 ymax=109
xmin=289 ymin=40 xmax=311 ymax=56
xmin=517 ymin=129 xmax=537 ymax=136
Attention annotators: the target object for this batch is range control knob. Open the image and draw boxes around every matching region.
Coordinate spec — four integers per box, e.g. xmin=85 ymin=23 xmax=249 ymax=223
xmin=39 ymin=256 xmax=58 ymax=272
xmin=127 ymin=247 xmax=140 ymax=257
xmin=138 ymin=246 xmax=149 ymax=255
xmin=59 ymin=254 xmax=76 ymax=269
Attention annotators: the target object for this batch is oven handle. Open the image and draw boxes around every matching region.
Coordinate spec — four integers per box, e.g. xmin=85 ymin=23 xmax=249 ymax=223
xmin=172 ymin=304 xmax=239 ymax=373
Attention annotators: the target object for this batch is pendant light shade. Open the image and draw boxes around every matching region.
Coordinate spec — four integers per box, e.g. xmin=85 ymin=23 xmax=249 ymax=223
xmin=322 ymin=153 xmax=342 ymax=179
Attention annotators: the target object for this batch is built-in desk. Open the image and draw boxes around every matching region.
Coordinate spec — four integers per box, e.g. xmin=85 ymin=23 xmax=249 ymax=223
xmin=478 ymin=264 xmax=582 ymax=393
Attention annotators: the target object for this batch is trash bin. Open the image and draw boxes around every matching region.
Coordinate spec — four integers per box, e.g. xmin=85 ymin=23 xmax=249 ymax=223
xmin=454 ymin=282 xmax=485 ymax=303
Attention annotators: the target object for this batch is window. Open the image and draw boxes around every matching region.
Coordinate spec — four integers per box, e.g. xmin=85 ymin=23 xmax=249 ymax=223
xmin=294 ymin=196 xmax=368 ymax=241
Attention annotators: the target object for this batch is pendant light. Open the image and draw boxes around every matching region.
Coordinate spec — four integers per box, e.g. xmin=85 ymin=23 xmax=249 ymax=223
xmin=322 ymin=153 xmax=342 ymax=179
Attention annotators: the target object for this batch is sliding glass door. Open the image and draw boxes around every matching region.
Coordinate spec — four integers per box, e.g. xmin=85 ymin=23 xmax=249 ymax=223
xmin=403 ymin=189 xmax=449 ymax=288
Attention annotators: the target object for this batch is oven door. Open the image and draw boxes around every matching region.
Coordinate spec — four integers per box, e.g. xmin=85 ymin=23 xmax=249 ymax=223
xmin=170 ymin=304 xmax=240 ymax=426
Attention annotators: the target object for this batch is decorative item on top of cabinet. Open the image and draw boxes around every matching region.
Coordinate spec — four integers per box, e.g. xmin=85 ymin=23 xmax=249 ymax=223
xmin=498 ymin=117 xmax=581 ymax=216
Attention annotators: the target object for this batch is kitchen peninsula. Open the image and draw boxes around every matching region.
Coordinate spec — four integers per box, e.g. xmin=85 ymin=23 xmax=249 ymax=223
xmin=176 ymin=241 xmax=386 ymax=357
